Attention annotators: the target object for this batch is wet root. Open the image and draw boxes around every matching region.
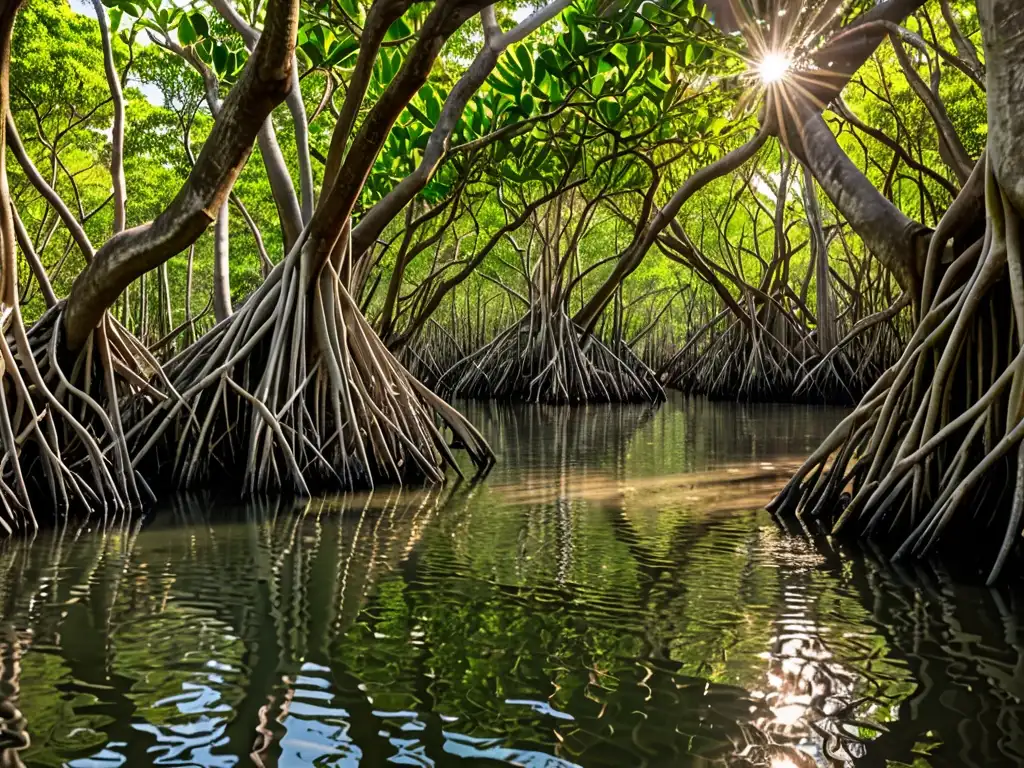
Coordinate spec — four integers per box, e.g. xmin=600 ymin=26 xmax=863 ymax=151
xmin=0 ymin=303 xmax=166 ymax=529
xmin=129 ymin=237 xmax=494 ymax=495
xmin=770 ymin=160 xmax=1024 ymax=582
xmin=441 ymin=308 xmax=664 ymax=404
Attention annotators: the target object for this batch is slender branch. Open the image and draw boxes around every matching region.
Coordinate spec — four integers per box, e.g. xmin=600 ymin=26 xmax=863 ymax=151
xmin=350 ymin=0 xmax=571 ymax=257
xmin=573 ymin=125 xmax=770 ymax=331
xmin=91 ymin=0 xmax=126 ymax=234
xmin=6 ymin=115 xmax=94 ymax=261
xmin=63 ymin=0 xmax=301 ymax=349
xmin=209 ymin=0 xmax=314 ymax=223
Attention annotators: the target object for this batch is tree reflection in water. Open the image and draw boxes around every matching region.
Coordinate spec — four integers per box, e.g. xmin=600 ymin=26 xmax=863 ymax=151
xmin=0 ymin=397 xmax=1017 ymax=766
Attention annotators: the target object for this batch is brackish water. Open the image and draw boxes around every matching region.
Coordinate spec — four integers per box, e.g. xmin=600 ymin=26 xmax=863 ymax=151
xmin=0 ymin=394 xmax=1023 ymax=767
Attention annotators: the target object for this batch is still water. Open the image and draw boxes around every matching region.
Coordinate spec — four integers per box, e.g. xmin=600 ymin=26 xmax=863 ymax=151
xmin=0 ymin=394 xmax=1023 ymax=767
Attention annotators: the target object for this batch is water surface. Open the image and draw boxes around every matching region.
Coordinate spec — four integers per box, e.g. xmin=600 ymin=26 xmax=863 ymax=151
xmin=0 ymin=395 xmax=1022 ymax=767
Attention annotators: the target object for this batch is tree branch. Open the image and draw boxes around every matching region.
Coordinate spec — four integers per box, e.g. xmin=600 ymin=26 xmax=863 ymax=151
xmin=63 ymin=0 xmax=300 ymax=349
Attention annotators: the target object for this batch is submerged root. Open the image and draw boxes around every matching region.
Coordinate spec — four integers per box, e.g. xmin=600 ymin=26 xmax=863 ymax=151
xmin=130 ymin=239 xmax=494 ymax=496
xmin=770 ymin=159 xmax=1024 ymax=582
xmin=441 ymin=308 xmax=664 ymax=404
xmin=0 ymin=303 xmax=165 ymax=529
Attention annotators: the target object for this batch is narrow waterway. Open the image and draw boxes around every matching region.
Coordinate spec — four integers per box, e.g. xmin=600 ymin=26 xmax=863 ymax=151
xmin=0 ymin=394 xmax=1021 ymax=767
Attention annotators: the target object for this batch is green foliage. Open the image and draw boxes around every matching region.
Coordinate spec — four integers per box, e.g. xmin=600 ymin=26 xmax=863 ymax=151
xmin=6 ymin=0 xmax=990 ymax=369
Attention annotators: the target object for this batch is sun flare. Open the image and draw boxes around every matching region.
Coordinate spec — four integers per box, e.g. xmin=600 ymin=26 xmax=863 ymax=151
xmin=757 ymin=52 xmax=791 ymax=84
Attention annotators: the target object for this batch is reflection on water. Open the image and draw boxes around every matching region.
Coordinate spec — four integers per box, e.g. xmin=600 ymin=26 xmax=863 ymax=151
xmin=0 ymin=394 xmax=1020 ymax=766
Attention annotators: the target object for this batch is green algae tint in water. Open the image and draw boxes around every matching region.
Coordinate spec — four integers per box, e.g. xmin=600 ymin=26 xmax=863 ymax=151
xmin=0 ymin=394 xmax=1023 ymax=767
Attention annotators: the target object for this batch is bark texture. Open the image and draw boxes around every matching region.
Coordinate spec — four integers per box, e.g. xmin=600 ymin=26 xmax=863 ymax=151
xmin=63 ymin=0 xmax=301 ymax=349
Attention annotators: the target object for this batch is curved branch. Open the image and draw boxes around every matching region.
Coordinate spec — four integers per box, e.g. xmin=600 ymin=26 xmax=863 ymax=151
xmin=350 ymin=0 xmax=571 ymax=257
xmin=63 ymin=0 xmax=301 ymax=349
xmin=573 ymin=125 xmax=770 ymax=331
xmin=319 ymin=0 xmax=417 ymax=191
xmin=209 ymin=0 xmax=306 ymax=239
xmin=91 ymin=0 xmax=126 ymax=234
xmin=890 ymin=33 xmax=973 ymax=184
xmin=307 ymin=0 xmax=492 ymax=260
xmin=832 ymin=97 xmax=959 ymax=198
xmin=6 ymin=115 xmax=94 ymax=261
xmin=11 ymin=202 xmax=55 ymax=307
xmin=791 ymin=111 xmax=930 ymax=293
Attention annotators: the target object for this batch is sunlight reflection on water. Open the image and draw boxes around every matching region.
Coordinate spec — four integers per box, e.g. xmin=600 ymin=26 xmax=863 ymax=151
xmin=0 ymin=395 xmax=1021 ymax=766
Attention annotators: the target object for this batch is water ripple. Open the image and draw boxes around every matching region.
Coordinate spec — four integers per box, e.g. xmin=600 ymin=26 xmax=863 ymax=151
xmin=0 ymin=396 xmax=1019 ymax=766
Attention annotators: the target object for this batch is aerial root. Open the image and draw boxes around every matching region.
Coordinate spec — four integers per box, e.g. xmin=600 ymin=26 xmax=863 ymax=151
xmin=131 ymin=235 xmax=494 ymax=495
xmin=769 ymin=159 xmax=1024 ymax=582
xmin=662 ymin=305 xmax=904 ymax=405
xmin=0 ymin=302 xmax=169 ymax=528
xmin=442 ymin=308 xmax=664 ymax=404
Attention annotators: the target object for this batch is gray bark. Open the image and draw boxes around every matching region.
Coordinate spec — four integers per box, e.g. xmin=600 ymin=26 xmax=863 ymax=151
xmin=63 ymin=0 xmax=300 ymax=349
xmin=213 ymin=202 xmax=232 ymax=320
xmin=210 ymin=0 xmax=307 ymax=239
xmin=803 ymin=166 xmax=836 ymax=352
xmin=979 ymin=0 xmax=1024 ymax=214
xmin=91 ymin=0 xmax=126 ymax=234
xmin=793 ymin=111 xmax=928 ymax=293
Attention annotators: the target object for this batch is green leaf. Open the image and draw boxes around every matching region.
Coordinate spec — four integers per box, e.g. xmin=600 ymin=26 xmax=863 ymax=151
xmin=627 ymin=42 xmax=645 ymax=69
xmin=381 ymin=50 xmax=395 ymax=83
xmin=622 ymin=59 xmax=646 ymax=92
xmin=471 ymin=103 xmax=484 ymax=135
xmin=177 ymin=13 xmax=196 ymax=45
xmin=212 ymin=42 xmax=228 ymax=76
xmin=326 ymin=37 xmax=358 ymax=66
xmin=190 ymin=12 xmax=209 ymax=39
xmin=340 ymin=0 xmax=361 ymax=21
xmin=424 ymin=86 xmax=441 ymax=124
xmin=598 ymin=97 xmax=620 ymax=123
xmin=531 ymin=144 xmax=550 ymax=171
xmin=515 ymin=46 xmax=533 ymax=83
xmin=546 ymin=75 xmax=563 ymax=104
xmin=196 ymin=37 xmax=213 ymax=63
xmin=520 ymin=92 xmax=535 ymax=116
xmin=405 ymin=101 xmax=430 ymax=125
xmin=109 ymin=7 xmax=123 ymax=31
xmin=487 ymin=73 xmax=521 ymax=98
xmin=295 ymin=46 xmax=313 ymax=69
xmin=386 ymin=16 xmax=411 ymax=40
xmin=300 ymin=41 xmax=323 ymax=67
xmin=532 ymin=54 xmax=547 ymax=83
xmin=569 ymin=24 xmax=585 ymax=55
xmin=659 ymin=78 xmax=679 ymax=110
